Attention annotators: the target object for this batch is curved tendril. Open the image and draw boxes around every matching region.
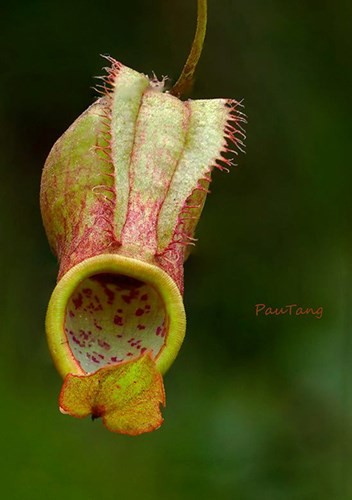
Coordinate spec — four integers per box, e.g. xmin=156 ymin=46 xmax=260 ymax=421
xmin=170 ymin=0 xmax=207 ymax=98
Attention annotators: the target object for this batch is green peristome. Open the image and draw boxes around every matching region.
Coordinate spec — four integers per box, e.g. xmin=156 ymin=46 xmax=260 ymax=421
xmin=40 ymin=57 xmax=244 ymax=434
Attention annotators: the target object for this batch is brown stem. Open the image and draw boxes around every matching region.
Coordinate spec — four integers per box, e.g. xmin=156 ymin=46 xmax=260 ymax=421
xmin=170 ymin=0 xmax=207 ymax=98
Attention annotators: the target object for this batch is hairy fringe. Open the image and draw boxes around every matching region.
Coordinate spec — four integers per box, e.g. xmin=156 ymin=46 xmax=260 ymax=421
xmin=92 ymin=55 xmax=124 ymax=244
xmin=162 ymin=98 xmax=247 ymax=255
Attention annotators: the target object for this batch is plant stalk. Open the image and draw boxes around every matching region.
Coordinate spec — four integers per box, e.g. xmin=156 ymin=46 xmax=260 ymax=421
xmin=170 ymin=0 xmax=207 ymax=97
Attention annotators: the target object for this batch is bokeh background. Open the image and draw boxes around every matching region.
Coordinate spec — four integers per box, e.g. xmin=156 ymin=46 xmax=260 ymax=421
xmin=1 ymin=0 xmax=351 ymax=498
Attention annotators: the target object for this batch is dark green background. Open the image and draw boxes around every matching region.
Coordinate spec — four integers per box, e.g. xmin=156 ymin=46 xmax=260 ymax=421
xmin=1 ymin=1 xmax=351 ymax=498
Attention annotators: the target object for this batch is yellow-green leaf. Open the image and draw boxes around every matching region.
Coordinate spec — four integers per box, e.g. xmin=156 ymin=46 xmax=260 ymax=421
xmin=59 ymin=353 xmax=165 ymax=435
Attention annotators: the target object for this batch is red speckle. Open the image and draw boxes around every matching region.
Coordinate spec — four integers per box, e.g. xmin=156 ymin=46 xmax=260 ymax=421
xmin=156 ymin=326 xmax=162 ymax=336
xmin=141 ymin=347 xmax=147 ymax=354
xmin=79 ymin=330 xmax=89 ymax=340
xmin=94 ymin=320 xmax=102 ymax=331
xmin=122 ymin=295 xmax=131 ymax=304
xmin=73 ymin=293 xmax=83 ymax=310
xmin=111 ymin=356 xmax=123 ymax=363
xmin=137 ymin=324 xmax=146 ymax=330
xmin=69 ymin=310 xmax=75 ymax=318
xmin=130 ymin=289 xmax=140 ymax=300
xmin=98 ymin=339 xmax=111 ymax=350
xmin=117 ymin=309 xmax=123 ymax=313
xmin=116 ymin=334 xmax=123 ymax=338
xmin=113 ymin=315 xmax=124 ymax=326
xmin=98 ymin=283 xmax=115 ymax=304
xmin=135 ymin=308 xmax=144 ymax=317
xmin=127 ymin=352 xmax=133 ymax=357
xmin=72 ymin=335 xmax=84 ymax=347
xmin=141 ymin=294 xmax=148 ymax=301
xmin=83 ymin=288 xmax=92 ymax=297
xmin=145 ymin=304 xmax=151 ymax=310
xmin=92 ymin=356 xmax=100 ymax=363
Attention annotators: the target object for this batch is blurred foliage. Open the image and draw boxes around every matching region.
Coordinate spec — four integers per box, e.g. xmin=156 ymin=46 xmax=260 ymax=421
xmin=1 ymin=0 xmax=351 ymax=498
